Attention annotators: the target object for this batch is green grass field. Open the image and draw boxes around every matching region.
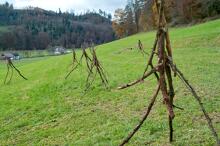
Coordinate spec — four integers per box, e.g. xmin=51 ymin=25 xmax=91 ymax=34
xmin=0 ymin=26 xmax=11 ymax=33
xmin=0 ymin=19 xmax=220 ymax=145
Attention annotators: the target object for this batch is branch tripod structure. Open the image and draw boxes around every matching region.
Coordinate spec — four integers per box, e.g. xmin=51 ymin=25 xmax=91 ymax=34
xmin=118 ymin=0 xmax=220 ymax=145
xmin=138 ymin=40 xmax=148 ymax=55
xmin=3 ymin=56 xmax=27 ymax=84
xmin=66 ymin=44 xmax=108 ymax=91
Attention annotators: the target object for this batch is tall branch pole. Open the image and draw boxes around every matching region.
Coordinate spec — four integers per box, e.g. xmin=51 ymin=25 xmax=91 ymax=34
xmin=165 ymin=62 xmax=175 ymax=142
xmin=158 ymin=30 xmax=174 ymax=119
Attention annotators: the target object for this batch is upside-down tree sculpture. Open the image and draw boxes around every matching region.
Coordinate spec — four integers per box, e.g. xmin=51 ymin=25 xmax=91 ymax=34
xmin=65 ymin=44 xmax=92 ymax=80
xmin=2 ymin=54 xmax=27 ymax=84
xmin=66 ymin=43 xmax=108 ymax=90
xmin=85 ymin=45 xmax=108 ymax=90
xmin=138 ymin=40 xmax=148 ymax=55
xmin=118 ymin=0 xmax=220 ymax=145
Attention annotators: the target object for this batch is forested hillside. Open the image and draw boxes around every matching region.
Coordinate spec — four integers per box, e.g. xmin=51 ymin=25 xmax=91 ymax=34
xmin=0 ymin=2 xmax=115 ymax=51
xmin=113 ymin=0 xmax=220 ymax=38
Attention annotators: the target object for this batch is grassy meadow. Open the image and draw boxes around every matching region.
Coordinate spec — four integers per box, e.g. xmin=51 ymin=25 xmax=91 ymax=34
xmin=0 ymin=19 xmax=220 ymax=145
xmin=0 ymin=26 xmax=11 ymax=33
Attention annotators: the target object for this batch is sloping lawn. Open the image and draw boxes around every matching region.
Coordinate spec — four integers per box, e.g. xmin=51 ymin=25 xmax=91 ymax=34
xmin=0 ymin=19 xmax=220 ymax=145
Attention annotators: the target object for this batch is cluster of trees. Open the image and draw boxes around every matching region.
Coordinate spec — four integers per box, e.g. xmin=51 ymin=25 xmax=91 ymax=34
xmin=113 ymin=0 xmax=220 ymax=38
xmin=0 ymin=2 xmax=115 ymax=51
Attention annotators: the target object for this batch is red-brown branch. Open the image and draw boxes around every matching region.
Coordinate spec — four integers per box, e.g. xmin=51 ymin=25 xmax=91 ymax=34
xmin=8 ymin=59 xmax=27 ymax=81
xmin=157 ymin=28 xmax=174 ymax=119
xmin=119 ymin=84 xmax=160 ymax=146
xmin=168 ymin=60 xmax=220 ymax=145
xmin=118 ymin=66 xmax=160 ymax=90
xmin=4 ymin=64 xmax=10 ymax=84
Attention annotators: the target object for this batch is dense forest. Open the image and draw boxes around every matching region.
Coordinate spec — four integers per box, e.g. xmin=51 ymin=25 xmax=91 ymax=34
xmin=113 ymin=0 xmax=220 ymax=38
xmin=0 ymin=2 xmax=115 ymax=51
xmin=1 ymin=0 xmax=220 ymax=50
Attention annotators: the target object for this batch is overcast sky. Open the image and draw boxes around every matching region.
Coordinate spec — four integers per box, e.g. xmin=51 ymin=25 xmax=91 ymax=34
xmin=0 ymin=0 xmax=127 ymax=15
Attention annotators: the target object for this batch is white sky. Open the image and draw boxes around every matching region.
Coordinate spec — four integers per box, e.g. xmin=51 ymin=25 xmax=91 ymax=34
xmin=0 ymin=0 xmax=127 ymax=15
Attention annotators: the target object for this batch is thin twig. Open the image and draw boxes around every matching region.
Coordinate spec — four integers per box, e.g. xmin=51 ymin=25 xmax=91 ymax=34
xmin=65 ymin=63 xmax=80 ymax=79
xmin=4 ymin=64 xmax=10 ymax=84
xmin=85 ymin=70 xmax=97 ymax=92
xmin=142 ymin=31 xmax=159 ymax=77
xmin=138 ymin=40 xmax=148 ymax=55
xmin=118 ymin=66 xmax=159 ymax=90
xmin=8 ymin=65 xmax=14 ymax=83
xmin=175 ymin=66 xmax=220 ymax=145
xmin=119 ymin=84 xmax=160 ymax=146
xmin=9 ymin=60 xmax=28 ymax=80
xmin=173 ymin=104 xmax=184 ymax=110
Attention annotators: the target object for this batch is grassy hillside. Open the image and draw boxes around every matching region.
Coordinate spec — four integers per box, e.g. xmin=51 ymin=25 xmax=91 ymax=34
xmin=0 ymin=19 xmax=220 ymax=145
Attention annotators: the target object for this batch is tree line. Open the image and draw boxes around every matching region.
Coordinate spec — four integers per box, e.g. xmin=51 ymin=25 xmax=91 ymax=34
xmin=0 ymin=2 xmax=115 ymax=51
xmin=112 ymin=0 xmax=220 ymax=38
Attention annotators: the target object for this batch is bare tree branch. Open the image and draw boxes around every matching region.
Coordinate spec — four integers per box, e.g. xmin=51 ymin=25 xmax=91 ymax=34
xmin=118 ymin=66 xmax=159 ymax=90
xmin=119 ymin=84 xmax=160 ymax=146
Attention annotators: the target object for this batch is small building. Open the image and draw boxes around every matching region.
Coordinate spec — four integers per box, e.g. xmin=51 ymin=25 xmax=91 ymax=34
xmin=12 ymin=53 xmax=20 ymax=60
xmin=54 ymin=47 xmax=66 ymax=55
xmin=1 ymin=53 xmax=20 ymax=60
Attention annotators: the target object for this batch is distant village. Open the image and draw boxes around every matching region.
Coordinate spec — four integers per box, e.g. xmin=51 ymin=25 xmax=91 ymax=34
xmin=0 ymin=46 xmax=72 ymax=60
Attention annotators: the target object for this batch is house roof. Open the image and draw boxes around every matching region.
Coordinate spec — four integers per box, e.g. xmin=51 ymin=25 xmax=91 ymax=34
xmin=2 ymin=53 xmax=14 ymax=58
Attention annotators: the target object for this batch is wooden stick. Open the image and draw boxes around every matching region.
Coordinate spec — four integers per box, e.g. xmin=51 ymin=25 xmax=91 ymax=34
xmin=138 ymin=40 xmax=148 ymax=55
xmin=173 ymin=104 xmax=184 ymax=110
xmin=142 ymin=31 xmax=159 ymax=77
xmin=119 ymin=84 xmax=160 ymax=146
xmin=176 ymin=68 xmax=220 ymax=145
xmin=118 ymin=66 xmax=159 ymax=90
xmin=85 ymin=46 xmax=108 ymax=90
xmin=82 ymin=48 xmax=93 ymax=74
xmin=168 ymin=59 xmax=220 ymax=145
xmin=157 ymin=0 xmax=175 ymax=140
xmin=91 ymin=48 xmax=108 ymax=84
xmin=98 ymin=66 xmax=108 ymax=86
xmin=9 ymin=60 xmax=27 ymax=80
xmin=157 ymin=28 xmax=174 ymax=119
xmin=150 ymin=64 xmax=159 ymax=81
xmin=66 ymin=47 xmax=92 ymax=79
xmin=8 ymin=65 xmax=14 ymax=83
xmin=4 ymin=64 xmax=10 ymax=84
xmin=68 ymin=49 xmax=78 ymax=68
xmin=165 ymin=31 xmax=173 ymax=58
xmin=165 ymin=63 xmax=175 ymax=142
xmin=168 ymin=116 xmax=173 ymax=142
xmin=72 ymin=49 xmax=78 ymax=63
xmin=85 ymin=70 xmax=97 ymax=92
xmin=65 ymin=63 xmax=80 ymax=79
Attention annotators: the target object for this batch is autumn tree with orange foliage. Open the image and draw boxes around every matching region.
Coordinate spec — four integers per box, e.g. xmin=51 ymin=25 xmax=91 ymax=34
xmin=113 ymin=0 xmax=219 ymax=38
xmin=112 ymin=9 xmax=127 ymax=38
